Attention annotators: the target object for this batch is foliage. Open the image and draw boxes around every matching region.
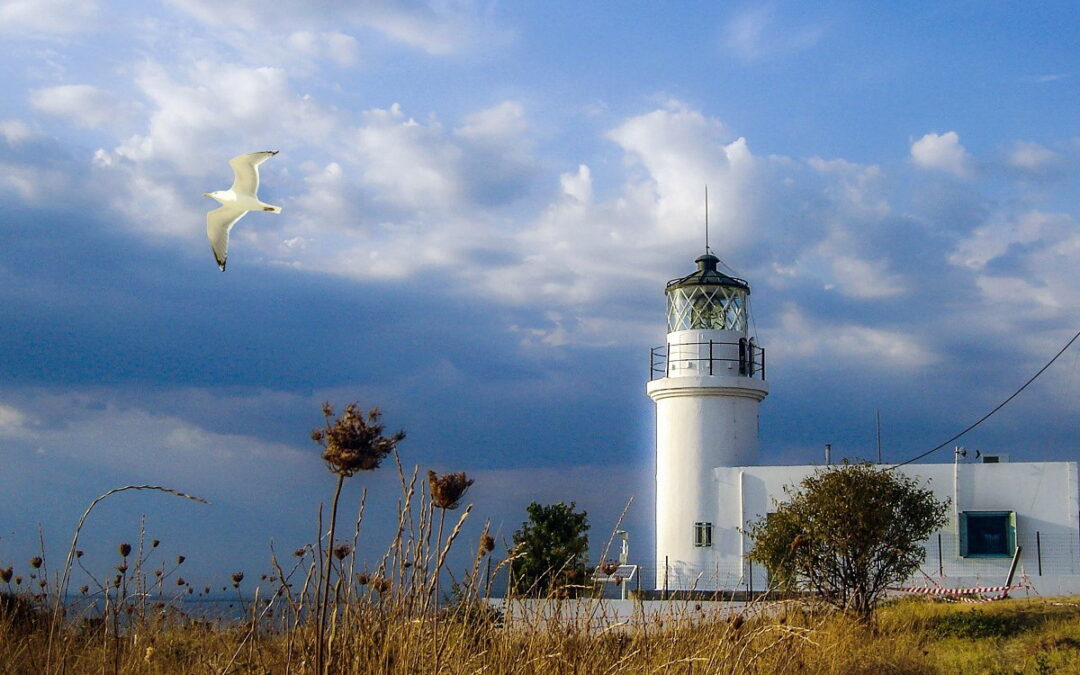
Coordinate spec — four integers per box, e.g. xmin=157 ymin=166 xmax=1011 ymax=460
xmin=509 ymin=501 xmax=590 ymax=597
xmin=745 ymin=462 xmax=949 ymax=619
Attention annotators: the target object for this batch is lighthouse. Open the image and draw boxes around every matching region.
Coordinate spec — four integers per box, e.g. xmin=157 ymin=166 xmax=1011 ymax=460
xmin=647 ymin=253 xmax=768 ymax=590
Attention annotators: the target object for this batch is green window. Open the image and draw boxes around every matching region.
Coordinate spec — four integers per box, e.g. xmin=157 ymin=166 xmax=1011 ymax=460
xmin=959 ymin=511 xmax=1016 ymax=557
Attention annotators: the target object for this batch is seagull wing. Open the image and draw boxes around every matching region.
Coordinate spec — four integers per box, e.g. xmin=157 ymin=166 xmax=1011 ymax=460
xmin=207 ymin=206 xmax=248 ymax=271
xmin=228 ymin=151 xmax=278 ymax=196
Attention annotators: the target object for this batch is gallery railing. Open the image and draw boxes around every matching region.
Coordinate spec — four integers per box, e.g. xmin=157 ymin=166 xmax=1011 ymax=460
xmin=649 ymin=340 xmax=765 ymax=381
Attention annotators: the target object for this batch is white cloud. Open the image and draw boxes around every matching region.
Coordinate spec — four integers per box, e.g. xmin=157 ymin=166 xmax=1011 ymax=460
xmin=721 ymin=5 xmax=826 ymax=62
xmin=769 ymin=304 xmax=933 ymax=369
xmin=910 ymin=131 xmax=971 ymax=176
xmin=0 ymin=0 xmax=99 ymax=35
xmin=285 ymin=31 xmax=360 ymax=68
xmin=30 ymin=84 xmax=126 ymax=129
xmin=607 ymin=101 xmax=757 ymax=248
xmin=1006 ymin=140 xmax=1061 ymax=173
xmin=828 ymin=255 xmax=904 ymax=299
xmin=166 ymin=0 xmax=505 ymax=55
xmin=350 ymin=103 xmax=464 ymax=212
xmin=949 ymin=210 xmax=1071 ymax=271
xmin=560 ymin=165 xmax=592 ymax=204
xmin=0 ymin=402 xmax=27 ymax=436
xmin=0 ymin=119 xmax=32 ymax=144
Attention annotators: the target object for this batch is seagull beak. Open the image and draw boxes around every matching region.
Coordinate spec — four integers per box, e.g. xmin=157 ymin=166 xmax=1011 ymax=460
xmin=203 ymin=193 xmax=212 ymax=198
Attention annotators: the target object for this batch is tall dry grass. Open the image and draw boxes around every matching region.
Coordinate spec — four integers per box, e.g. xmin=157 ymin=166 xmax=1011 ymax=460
xmin=3 ymin=414 xmax=1079 ymax=673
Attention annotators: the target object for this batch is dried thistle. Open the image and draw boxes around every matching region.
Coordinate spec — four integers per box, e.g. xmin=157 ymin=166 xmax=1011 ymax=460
xmin=15 ymin=577 xmax=22 ymax=585
xmin=333 ymin=544 xmax=351 ymax=560
xmin=176 ymin=577 xmax=185 ymax=586
xmin=312 ymin=403 xmax=405 ymax=477
xmin=0 ymin=568 xmax=12 ymax=583
xmin=231 ymin=571 xmax=244 ymax=587
xmin=80 ymin=585 xmax=89 ymax=594
xmin=75 ymin=550 xmax=83 ymax=558
xmin=599 ymin=560 xmax=619 ymax=576
xmin=119 ymin=543 xmax=131 ymax=557
xmin=29 ymin=557 xmax=42 ymax=569
xmin=177 ymin=555 xmax=186 ymax=565
xmin=151 ymin=539 xmax=160 ymax=548
xmin=428 ymin=470 xmax=474 ymax=510
xmin=356 ymin=573 xmax=370 ymax=586
xmin=479 ymin=534 xmax=495 ymax=556
xmin=116 ymin=563 xmax=128 ymax=574
xmin=294 ymin=548 xmax=306 ymax=558
xmin=372 ymin=576 xmax=391 ymax=594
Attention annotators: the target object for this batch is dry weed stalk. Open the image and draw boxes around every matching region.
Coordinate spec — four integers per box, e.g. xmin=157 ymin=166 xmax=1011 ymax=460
xmin=310 ymin=402 xmax=404 ymax=675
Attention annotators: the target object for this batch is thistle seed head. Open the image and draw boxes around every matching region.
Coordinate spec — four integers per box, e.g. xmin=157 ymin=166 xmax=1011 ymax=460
xmin=313 ymin=403 xmax=405 ymax=477
xmin=333 ymin=544 xmax=352 ymax=560
xmin=29 ymin=557 xmax=42 ymax=569
xmin=119 ymin=543 xmax=131 ymax=558
xmin=428 ymin=470 xmax=474 ymax=510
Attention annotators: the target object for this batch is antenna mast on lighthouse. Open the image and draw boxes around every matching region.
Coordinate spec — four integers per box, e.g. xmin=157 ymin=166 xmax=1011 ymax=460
xmin=704 ymin=185 xmax=711 ymax=254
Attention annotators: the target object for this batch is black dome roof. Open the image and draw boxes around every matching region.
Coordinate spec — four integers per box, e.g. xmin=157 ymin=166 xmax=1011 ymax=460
xmin=665 ymin=254 xmax=750 ymax=293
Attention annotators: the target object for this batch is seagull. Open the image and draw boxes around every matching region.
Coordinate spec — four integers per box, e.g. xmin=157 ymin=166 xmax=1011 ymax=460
xmin=204 ymin=151 xmax=281 ymax=271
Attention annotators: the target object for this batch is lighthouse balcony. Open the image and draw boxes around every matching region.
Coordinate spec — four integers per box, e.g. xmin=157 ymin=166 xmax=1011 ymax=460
xmin=650 ymin=339 xmax=765 ymax=381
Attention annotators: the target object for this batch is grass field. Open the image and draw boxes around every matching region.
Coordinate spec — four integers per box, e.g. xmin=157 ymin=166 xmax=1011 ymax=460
xmin=3 ymin=440 xmax=1078 ymax=673
xmin=4 ymin=578 xmax=1080 ymax=673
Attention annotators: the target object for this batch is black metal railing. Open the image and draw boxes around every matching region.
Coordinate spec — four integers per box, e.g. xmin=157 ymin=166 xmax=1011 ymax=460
xmin=649 ymin=340 xmax=766 ymax=381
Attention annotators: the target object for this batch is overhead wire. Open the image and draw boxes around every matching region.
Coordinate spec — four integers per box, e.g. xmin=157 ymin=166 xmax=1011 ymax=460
xmin=888 ymin=327 xmax=1080 ymax=469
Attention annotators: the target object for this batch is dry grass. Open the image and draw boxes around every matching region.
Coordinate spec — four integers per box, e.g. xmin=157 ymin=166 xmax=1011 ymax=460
xmin=3 ymin=448 xmax=1078 ymax=673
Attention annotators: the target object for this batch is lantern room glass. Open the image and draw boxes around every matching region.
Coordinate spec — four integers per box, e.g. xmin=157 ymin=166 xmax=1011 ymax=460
xmin=666 ymin=285 xmax=748 ymax=333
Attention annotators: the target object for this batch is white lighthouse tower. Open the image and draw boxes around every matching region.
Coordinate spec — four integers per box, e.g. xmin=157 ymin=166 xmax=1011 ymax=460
xmin=647 ymin=253 xmax=768 ymax=590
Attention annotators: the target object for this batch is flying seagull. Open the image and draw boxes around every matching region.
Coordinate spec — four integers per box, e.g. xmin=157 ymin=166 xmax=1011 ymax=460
xmin=204 ymin=151 xmax=281 ymax=271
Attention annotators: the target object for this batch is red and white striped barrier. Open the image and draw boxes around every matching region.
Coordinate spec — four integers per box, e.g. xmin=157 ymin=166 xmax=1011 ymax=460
xmin=890 ymin=584 xmax=1025 ymax=602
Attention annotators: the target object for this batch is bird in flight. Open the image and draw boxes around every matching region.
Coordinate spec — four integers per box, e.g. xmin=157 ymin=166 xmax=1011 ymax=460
xmin=204 ymin=151 xmax=281 ymax=271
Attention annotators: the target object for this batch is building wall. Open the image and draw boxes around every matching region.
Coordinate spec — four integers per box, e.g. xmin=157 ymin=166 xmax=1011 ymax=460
xmin=656 ymin=461 xmax=1080 ymax=594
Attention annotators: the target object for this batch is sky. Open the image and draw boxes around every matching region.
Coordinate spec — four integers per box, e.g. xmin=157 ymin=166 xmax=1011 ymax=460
xmin=2 ymin=1 xmax=1079 ymax=590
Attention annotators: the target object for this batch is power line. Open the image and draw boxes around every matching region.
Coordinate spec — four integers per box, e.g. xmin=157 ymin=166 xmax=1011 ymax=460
xmin=889 ymin=327 xmax=1080 ymax=470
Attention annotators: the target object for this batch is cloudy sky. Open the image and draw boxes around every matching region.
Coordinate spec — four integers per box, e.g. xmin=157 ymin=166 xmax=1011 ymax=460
xmin=2 ymin=1 xmax=1079 ymax=587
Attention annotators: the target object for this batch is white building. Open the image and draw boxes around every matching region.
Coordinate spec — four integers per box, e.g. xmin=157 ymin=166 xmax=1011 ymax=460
xmin=648 ymin=253 xmax=1080 ymax=596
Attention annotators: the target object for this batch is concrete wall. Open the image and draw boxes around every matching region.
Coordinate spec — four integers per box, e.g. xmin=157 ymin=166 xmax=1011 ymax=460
xmin=656 ymin=461 xmax=1080 ymax=594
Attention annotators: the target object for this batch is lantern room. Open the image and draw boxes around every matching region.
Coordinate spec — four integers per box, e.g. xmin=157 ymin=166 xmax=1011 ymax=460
xmin=665 ymin=254 xmax=750 ymax=335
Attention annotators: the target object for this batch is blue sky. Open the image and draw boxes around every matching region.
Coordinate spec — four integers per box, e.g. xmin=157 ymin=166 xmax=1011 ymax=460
xmin=2 ymin=1 xmax=1079 ymax=588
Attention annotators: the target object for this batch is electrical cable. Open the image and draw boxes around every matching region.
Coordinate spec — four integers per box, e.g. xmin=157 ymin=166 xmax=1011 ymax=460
xmin=888 ymin=327 xmax=1080 ymax=469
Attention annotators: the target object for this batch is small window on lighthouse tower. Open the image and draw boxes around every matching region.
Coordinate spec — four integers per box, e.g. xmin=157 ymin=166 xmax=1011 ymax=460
xmin=693 ymin=522 xmax=713 ymax=547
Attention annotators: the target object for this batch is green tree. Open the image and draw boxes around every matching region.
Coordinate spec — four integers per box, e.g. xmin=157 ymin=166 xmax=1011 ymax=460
xmin=510 ymin=502 xmax=589 ymax=597
xmin=745 ymin=463 xmax=948 ymax=620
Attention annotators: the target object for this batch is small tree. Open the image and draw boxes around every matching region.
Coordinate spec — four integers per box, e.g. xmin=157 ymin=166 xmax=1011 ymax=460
xmin=510 ymin=502 xmax=589 ymax=597
xmin=745 ymin=463 xmax=948 ymax=620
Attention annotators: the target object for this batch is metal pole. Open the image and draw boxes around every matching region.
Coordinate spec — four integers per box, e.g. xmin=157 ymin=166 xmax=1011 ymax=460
xmin=1004 ymin=545 xmax=1023 ymax=590
xmin=1036 ymin=532 xmax=1042 ymax=576
xmin=876 ymin=409 xmax=883 ymax=463
xmin=748 ymin=559 xmax=753 ymax=595
xmin=664 ymin=556 xmax=669 ymax=600
xmin=708 ymin=340 xmax=713 ymax=375
xmin=938 ymin=533 xmax=943 ymax=577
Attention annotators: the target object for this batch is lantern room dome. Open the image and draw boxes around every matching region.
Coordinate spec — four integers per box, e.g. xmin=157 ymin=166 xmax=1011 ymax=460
xmin=665 ymin=254 xmax=750 ymax=293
